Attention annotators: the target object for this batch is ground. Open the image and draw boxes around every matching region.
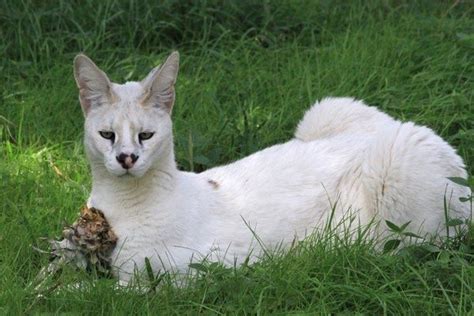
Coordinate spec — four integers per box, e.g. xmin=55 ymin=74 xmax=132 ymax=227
xmin=1 ymin=0 xmax=473 ymax=314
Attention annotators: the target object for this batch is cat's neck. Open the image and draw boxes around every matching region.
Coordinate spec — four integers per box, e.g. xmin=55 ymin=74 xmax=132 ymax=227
xmin=88 ymin=144 xmax=178 ymax=221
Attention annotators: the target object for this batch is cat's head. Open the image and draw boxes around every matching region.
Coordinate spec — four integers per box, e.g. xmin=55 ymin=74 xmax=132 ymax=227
xmin=73 ymin=52 xmax=179 ymax=177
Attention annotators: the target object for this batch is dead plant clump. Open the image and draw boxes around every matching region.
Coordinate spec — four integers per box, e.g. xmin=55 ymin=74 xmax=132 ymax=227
xmin=33 ymin=206 xmax=117 ymax=291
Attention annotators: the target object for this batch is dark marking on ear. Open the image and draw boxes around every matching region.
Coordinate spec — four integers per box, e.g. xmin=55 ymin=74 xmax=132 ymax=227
xmin=208 ymin=179 xmax=219 ymax=190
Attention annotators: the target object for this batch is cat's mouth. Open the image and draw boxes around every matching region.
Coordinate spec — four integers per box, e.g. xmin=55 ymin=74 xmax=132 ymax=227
xmin=117 ymin=170 xmax=135 ymax=178
xmin=104 ymin=160 xmax=147 ymax=178
xmin=115 ymin=168 xmax=147 ymax=178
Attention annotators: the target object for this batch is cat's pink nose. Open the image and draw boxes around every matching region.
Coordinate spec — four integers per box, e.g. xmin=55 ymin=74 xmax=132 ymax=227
xmin=116 ymin=153 xmax=139 ymax=169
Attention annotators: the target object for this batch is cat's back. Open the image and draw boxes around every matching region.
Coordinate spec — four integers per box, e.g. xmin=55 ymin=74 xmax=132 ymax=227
xmin=199 ymin=133 xmax=371 ymax=227
xmin=201 ymin=133 xmax=368 ymax=191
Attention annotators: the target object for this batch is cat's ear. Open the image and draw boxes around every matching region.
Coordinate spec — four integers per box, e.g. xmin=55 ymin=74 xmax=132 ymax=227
xmin=140 ymin=64 xmax=161 ymax=88
xmin=141 ymin=51 xmax=179 ymax=113
xmin=74 ymin=54 xmax=114 ymax=115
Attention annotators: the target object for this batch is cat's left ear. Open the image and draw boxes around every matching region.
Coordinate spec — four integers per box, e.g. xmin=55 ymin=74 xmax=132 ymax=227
xmin=74 ymin=54 xmax=114 ymax=116
xmin=141 ymin=51 xmax=179 ymax=113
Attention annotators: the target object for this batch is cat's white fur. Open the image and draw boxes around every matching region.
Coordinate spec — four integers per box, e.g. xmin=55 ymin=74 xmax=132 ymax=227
xmin=74 ymin=52 xmax=471 ymax=283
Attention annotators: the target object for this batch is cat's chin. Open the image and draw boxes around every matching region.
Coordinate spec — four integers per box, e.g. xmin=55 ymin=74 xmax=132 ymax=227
xmin=112 ymin=168 xmax=148 ymax=179
xmin=117 ymin=172 xmax=134 ymax=178
xmin=104 ymin=167 xmax=140 ymax=178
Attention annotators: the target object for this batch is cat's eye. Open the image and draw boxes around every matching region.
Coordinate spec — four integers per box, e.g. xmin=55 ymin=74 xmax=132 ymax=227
xmin=99 ymin=131 xmax=115 ymax=142
xmin=139 ymin=132 xmax=154 ymax=141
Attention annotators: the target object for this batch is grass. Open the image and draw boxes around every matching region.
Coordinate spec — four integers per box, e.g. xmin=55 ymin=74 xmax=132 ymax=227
xmin=1 ymin=0 xmax=473 ymax=314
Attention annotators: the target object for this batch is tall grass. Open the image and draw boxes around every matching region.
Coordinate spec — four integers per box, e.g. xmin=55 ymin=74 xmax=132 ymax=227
xmin=1 ymin=0 xmax=473 ymax=314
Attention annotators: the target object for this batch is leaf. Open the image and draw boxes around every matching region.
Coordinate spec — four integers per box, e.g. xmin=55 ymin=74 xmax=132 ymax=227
xmin=459 ymin=196 xmax=471 ymax=203
xmin=456 ymin=32 xmax=474 ymax=42
xmin=399 ymin=221 xmax=411 ymax=232
xmin=446 ymin=218 xmax=464 ymax=227
xmin=193 ymin=155 xmax=211 ymax=166
xmin=402 ymin=232 xmax=423 ymax=239
xmin=149 ymin=273 xmax=164 ymax=291
xmin=456 ymin=33 xmax=474 ymax=48
xmin=145 ymin=257 xmax=155 ymax=282
xmin=447 ymin=177 xmax=470 ymax=187
xmin=383 ymin=239 xmax=401 ymax=253
xmin=459 ymin=243 xmax=471 ymax=254
xmin=420 ymin=244 xmax=440 ymax=253
xmin=89 ymin=254 xmax=98 ymax=264
xmin=438 ymin=251 xmax=450 ymax=263
xmin=385 ymin=220 xmax=401 ymax=233
xmin=189 ymin=263 xmax=208 ymax=273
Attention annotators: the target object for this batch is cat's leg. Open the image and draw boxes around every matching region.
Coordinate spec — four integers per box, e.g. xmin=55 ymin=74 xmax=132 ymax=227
xmin=360 ymin=121 xmax=470 ymax=238
xmin=295 ymin=97 xmax=393 ymax=141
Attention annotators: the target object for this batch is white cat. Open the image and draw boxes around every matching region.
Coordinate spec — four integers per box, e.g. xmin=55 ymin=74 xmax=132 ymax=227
xmin=73 ymin=52 xmax=471 ymax=283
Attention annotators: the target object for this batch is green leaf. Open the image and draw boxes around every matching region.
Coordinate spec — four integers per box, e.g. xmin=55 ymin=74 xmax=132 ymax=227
xmin=456 ymin=32 xmax=474 ymax=42
xmin=145 ymin=257 xmax=155 ymax=282
xmin=385 ymin=220 xmax=401 ymax=232
xmin=189 ymin=263 xmax=208 ymax=273
xmin=383 ymin=239 xmax=401 ymax=253
xmin=456 ymin=33 xmax=474 ymax=48
xmin=149 ymin=273 xmax=164 ymax=291
xmin=194 ymin=155 xmax=211 ymax=166
xmin=459 ymin=196 xmax=471 ymax=203
xmin=421 ymin=244 xmax=440 ymax=253
xmin=447 ymin=177 xmax=470 ymax=187
xmin=399 ymin=221 xmax=411 ymax=232
xmin=402 ymin=232 xmax=423 ymax=239
xmin=446 ymin=218 xmax=464 ymax=227
xmin=438 ymin=251 xmax=450 ymax=263
xmin=459 ymin=243 xmax=471 ymax=254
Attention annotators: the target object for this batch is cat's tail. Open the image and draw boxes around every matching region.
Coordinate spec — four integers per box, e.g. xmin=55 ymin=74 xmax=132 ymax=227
xmin=294 ymin=97 xmax=393 ymax=142
xmin=361 ymin=121 xmax=471 ymax=236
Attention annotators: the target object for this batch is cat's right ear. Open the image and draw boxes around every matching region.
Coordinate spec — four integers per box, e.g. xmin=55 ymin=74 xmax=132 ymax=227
xmin=74 ymin=54 xmax=114 ymax=116
xmin=141 ymin=52 xmax=179 ymax=113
